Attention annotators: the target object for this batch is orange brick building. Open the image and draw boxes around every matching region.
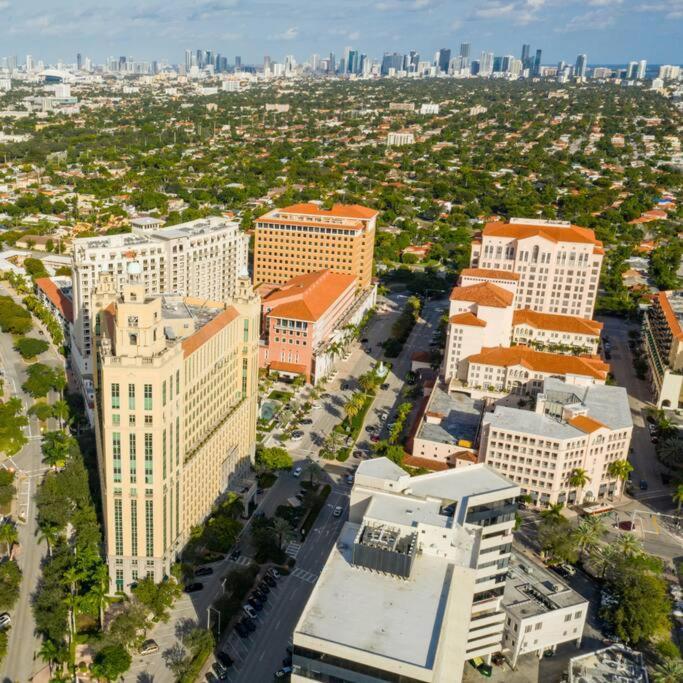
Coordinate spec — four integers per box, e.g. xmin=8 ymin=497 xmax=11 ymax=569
xmin=253 ymin=203 xmax=377 ymax=288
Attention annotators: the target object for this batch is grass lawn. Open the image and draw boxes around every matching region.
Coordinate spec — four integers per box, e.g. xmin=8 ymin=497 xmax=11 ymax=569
xmin=268 ymin=390 xmax=294 ymax=402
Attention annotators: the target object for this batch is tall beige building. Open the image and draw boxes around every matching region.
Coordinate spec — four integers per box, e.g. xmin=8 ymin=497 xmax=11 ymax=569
xmin=469 ymin=218 xmax=604 ymax=319
xmin=253 ymin=203 xmax=377 ymax=288
xmin=92 ymin=265 xmax=260 ymax=591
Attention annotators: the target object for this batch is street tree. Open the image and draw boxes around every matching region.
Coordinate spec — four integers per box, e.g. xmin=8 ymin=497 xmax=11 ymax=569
xmin=607 ymin=460 xmax=634 ymax=499
xmin=255 ymin=447 xmax=292 ymax=471
xmin=568 ymin=468 xmax=591 ymax=503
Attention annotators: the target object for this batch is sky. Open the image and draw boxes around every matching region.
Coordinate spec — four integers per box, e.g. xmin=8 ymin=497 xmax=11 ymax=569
xmin=0 ymin=0 xmax=681 ymax=66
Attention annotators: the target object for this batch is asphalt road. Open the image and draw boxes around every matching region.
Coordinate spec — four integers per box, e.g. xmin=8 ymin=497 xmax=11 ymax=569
xmin=0 ymin=282 xmax=63 ymax=683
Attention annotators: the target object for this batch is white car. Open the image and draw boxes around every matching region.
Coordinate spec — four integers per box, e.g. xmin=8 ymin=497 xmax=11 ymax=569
xmin=333 ymin=506 xmax=343 ymax=518
xmin=290 ymin=430 xmax=304 ymax=442
xmin=0 ymin=613 xmax=10 ymax=630
xmin=311 ymin=403 xmax=321 ymax=410
xmin=292 ymin=466 xmax=302 ymax=478
xmin=243 ymin=604 xmax=257 ymax=619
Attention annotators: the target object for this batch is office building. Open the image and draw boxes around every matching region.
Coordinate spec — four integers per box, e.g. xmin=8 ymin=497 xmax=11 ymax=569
xmin=626 ymin=61 xmax=638 ymax=80
xmin=503 ymin=551 xmax=588 ymax=666
xmin=292 ymin=457 xmax=520 ymax=682
xmin=521 ymin=44 xmax=531 ymax=67
xmin=258 ymin=270 xmax=376 ymax=383
xmin=381 ymin=52 xmax=404 ymax=75
xmin=387 ymin=130 xmax=415 ymax=146
xmin=637 ymin=60 xmax=647 ymax=79
xmin=93 ymin=270 xmax=260 ymax=591
xmin=437 ymin=48 xmax=451 ymax=73
xmin=253 ymin=203 xmax=377 ymax=288
xmin=469 ymin=218 xmax=604 ymax=319
xmin=642 ymin=290 xmax=683 ymax=409
xmin=480 ymin=51 xmax=494 ymax=76
xmin=72 ymin=217 xmax=249 ymax=377
xmin=480 ymin=378 xmax=632 ymax=505
xmin=460 ymin=42 xmax=471 ymax=62
xmin=575 ymin=54 xmax=587 ymax=79
xmin=533 ymin=49 xmax=542 ymax=76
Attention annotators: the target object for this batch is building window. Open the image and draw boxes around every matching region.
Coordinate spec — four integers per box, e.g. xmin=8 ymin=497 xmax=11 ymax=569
xmin=112 ymin=414 xmax=120 ymax=426
xmin=114 ymin=499 xmax=123 ymax=555
xmin=162 ymin=429 xmax=166 ymax=479
xmin=243 ymin=319 xmax=249 ymax=342
xmin=112 ymin=432 xmax=121 ymax=483
xmin=129 ymin=434 xmax=137 ymax=484
xmin=175 ymin=417 xmax=180 ymax=466
xmin=145 ymin=500 xmax=154 ymax=556
xmin=131 ymin=499 xmax=138 ymax=556
xmin=163 ymin=493 xmax=167 ymax=549
xmin=115 ymin=568 xmax=123 ymax=592
xmin=564 ymin=614 xmax=572 ymax=622
xmin=175 ymin=370 xmax=180 ymax=396
xmin=128 ymin=384 xmax=135 ymax=410
xmin=144 ymin=434 xmax=153 ymax=484
xmin=111 ymin=383 xmax=120 ymax=409
xmin=144 ymin=384 xmax=152 ymax=411
xmin=162 ymin=380 xmax=166 ymax=407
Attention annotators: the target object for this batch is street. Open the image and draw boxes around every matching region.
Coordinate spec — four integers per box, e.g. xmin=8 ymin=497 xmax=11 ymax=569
xmin=0 ymin=282 xmax=63 ymax=683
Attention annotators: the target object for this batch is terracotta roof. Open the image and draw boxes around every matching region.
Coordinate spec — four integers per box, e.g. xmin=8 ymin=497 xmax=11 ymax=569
xmin=512 ymin=310 xmax=603 ymax=336
xmin=658 ymin=291 xmax=683 ymax=341
xmin=182 ymin=307 xmax=239 ymax=357
xmin=483 ymin=221 xmax=601 ymax=246
xmin=263 ymin=270 xmax=356 ymax=322
xmin=269 ymin=360 xmax=308 ymax=375
xmin=411 ymin=351 xmax=432 ymax=362
xmin=34 ymin=277 xmax=73 ymax=323
xmin=460 ymin=268 xmax=520 ymax=281
xmin=467 ymin=345 xmax=609 ymax=380
xmin=402 ymin=455 xmax=451 ymax=471
xmin=449 ymin=281 xmax=514 ymax=308
xmin=449 ymin=312 xmax=487 ymax=327
xmin=276 ymin=203 xmax=378 ymax=219
xmin=568 ymin=415 xmax=607 ymax=433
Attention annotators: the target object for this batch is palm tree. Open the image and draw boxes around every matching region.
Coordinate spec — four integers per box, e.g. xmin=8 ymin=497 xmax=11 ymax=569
xmin=38 ymin=639 xmax=62 ymax=676
xmin=36 ymin=523 xmax=60 ymax=558
xmin=673 ymin=484 xmax=683 ymax=512
xmin=614 ymin=532 xmax=644 ymax=558
xmin=51 ymin=399 xmax=70 ymax=429
xmin=587 ymin=542 xmax=619 ymax=579
xmin=568 ymin=468 xmax=591 ymax=504
xmin=272 ymin=517 xmax=294 ymax=549
xmin=651 ymin=658 xmax=683 ymax=683
xmin=343 ymin=399 xmax=360 ymax=421
xmin=607 ymin=460 xmax=634 ymax=499
xmin=541 ymin=503 xmax=565 ymax=523
xmin=0 ymin=521 xmax=18 ymax=558
xmin=657 ymin=438 xmax=681 ymax=468
xmin=307 ymin=461 xmax=322 ymax=487
xmin=573 ymin=518 xmax=605 ymax=561
xmin=88 ymin=564 xmax=110 ymax=631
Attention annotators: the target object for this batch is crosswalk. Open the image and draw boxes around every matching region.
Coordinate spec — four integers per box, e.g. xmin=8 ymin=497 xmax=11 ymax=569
xmin=229 ymin=555 xmax=252 ymax=567
xmin=285 ymin=541 xmax=302 ymax=559
xmin=291 ymin=567 xmax=318 ymax=584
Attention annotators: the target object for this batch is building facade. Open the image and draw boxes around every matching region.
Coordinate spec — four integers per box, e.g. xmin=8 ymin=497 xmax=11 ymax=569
xmin=642 ymin=290 xmax=683 ymax=409
xmin=292 ymin=458 xmax=520 ymax=682
xmin=93 ymin=268 xmax=259 ymax=591
xmin=253 ymin=203 xmax=377 ymax=289
xmin=72 ymin=216 xmax=249 ymax=377
xmin=258 ymin=270 xmax=376 ymax=383
xmin=479 ymin=379 xmax=632 ymax=505
xmin=469 ymin=218 xmax=604 ymax=319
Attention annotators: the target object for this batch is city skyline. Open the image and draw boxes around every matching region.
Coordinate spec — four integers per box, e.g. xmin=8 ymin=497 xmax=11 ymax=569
xmin=1 ymin=0 xmax=681 ymax=65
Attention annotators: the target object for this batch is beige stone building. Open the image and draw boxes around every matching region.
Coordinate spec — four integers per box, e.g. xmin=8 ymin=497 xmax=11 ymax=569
xmin=92 ymin=267 xmax=260 ymax=591
xmin=253 ymin=203 xmax=377 ymax=288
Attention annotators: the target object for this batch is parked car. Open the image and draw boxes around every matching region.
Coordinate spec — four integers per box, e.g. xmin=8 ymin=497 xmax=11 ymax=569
xmin=243 ymin=604 xmax=257 ymax=619
xmin=258 ymin=581 xmax=271 ymax=594
xmin=292 ymin=466 xmax=302 ymax=478
xmin=353 ymin=450 xmax=364 ymax=458
xmin=346 ymin=474 xmax=354 ymax=485
xmin=275 ymin=667 xmax=293 ymax=678
xmin=380 ymin=383 xmax=390 ymax=390
xmin=264 ymin=574 xmax=276 ymax=587
xmin=213 ymin=660 xmax=229 ymax=679
xmin=341 ymin=382 xmax=350 ymax=390
xmin=639 ymin=479 xmax=648 ymax=490
xmin=361 ymin=338 xmax=369 ymax=343
xmin=365 ymin=425 xmax=376 ymax=433
xmin=235 ymin=622 xmax=249 ymax=639
xmin=618 ymin=521 xmax=636 ymax=531
xmin=290 ymin=431 xmax=304 ymax=442
xmin=370 ymin=434 xmax=380 ymax=443
xmin=270 ymin=568 xmax=281 ymax=579
xmin=241 ymin=617 xmax=256 ymax=632
xmin=229 ymin=548 xmax=241 ymax=560
xmin=253 ymin=589 xmax=268 ymax=602
xmin=216 ymin=651 xmax=234 ymax=668
xmin=206 ymin=672 xmax=217 ymax=682
xmin=194 ymin=566 xmax=214 ymax=577
xmin=248 ymin=597 xmax=264 ymax=611
xmin=139 ymin=639 xmax=159 ymax=655
xmin=301 ymin=418 xmax=313 ymax=425
xmin=0 ymin=613 xmax=10 ymax=630
xmin=333 ymin=505 xmax=343 ymax=517
xmin=184 ymin=582 xmax=203 ymax=593
xmin=311 ymin=403 xmax=321 ymax=410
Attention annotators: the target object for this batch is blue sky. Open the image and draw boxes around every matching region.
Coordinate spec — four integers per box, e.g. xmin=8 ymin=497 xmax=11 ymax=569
xmin=0 ymin=0 xmax=681 ymax=65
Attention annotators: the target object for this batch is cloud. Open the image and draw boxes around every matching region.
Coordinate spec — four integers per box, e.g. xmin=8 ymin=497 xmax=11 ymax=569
xmin=636 ymin=0 xmax=683 ymax=17
xmin=557 ymin=8 xmax=616 ymax=31
xmin=468 ymin=0 xmax=545 ymax=23
xmin=276 ymin=26 xmax=299 ymax=40
xmin=376 ymin=0 xmax=439 ymax=11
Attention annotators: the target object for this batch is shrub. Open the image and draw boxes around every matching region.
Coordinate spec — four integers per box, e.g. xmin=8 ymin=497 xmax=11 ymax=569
xmin=14 ymin=337 xmax=49 ymax=359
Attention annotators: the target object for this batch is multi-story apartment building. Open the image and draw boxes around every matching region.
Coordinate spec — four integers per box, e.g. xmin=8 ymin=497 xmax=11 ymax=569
xmin=479 ymin=378 xmax=632 ymax=505
xmin=92 ymin=266 xmax=260 ymax=591
xmin=469 ymin=218 xmax=604 ymax=319
xmin=502 ymin=551 xmax=588 ymax=667
xmin=253 ymin=203 xmax=377 ymax=288
xmin=72 ymin=216 xmax=248 ymax=377
xmin=258 ymin=270 xmax=376 ymax=383
xmin=511 ymin=310 xmax=602 ymax=355
xmin=292 ymin=457 xmax=520 ymax=683
xmin=642 ymin=290 xmax=683 ymax=409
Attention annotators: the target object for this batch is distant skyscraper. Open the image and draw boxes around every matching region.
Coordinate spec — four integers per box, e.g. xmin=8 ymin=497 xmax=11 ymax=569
xmin=533 ymin=49 xmax=542 ymax=76
xmin=626 ymin=61 xmax=638 ymax=79
xmin=184 ymin=49 xmax=192 ymax=72
xmin=521 ymin=44 xmax=531 ymax=64
xmin=328 ymin=52 xmax=336 ymax=73
xmin=408 ymin=50 xmax=420 ymax=73
xmin=575 ymin=53 xmax=588 ymax=79
xmin=151 ymin=60 xmax=159 ymax=75
xmin=470 ymin=59 xmax=480 ymax=76
xmin=460 ymin=43 xmax=471 ymax=60
xmin=437 ymin=48 xmax=451 ymax=73
xmin=493 ymin=56 xmax=503 ymax=73
xmin=348 ymin=50 xmax=359 ymax=74
xmin=235 ymin=56 xmax=241 ymax=69
xmin=637 ymin=59 xmax=647 ymax=80
xmin=118 ymin=56 xmax=127 ymax=71
xmin=480 ymin=51 xmax=494 ymax=76
xmin=25 ymin=54 xmax=33 ymax=72
xmin=381 ymin=52 xmax=404 ymax=76
xmin=263 ymin=55 xmax=272 ymax=72
xmin=76 ymin=53 xmax=83 ymax=70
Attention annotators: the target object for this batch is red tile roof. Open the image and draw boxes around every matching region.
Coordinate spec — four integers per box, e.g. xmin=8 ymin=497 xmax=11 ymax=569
xmin=182 ymin=306 xmax=239 ymax=357
xmin=269 ymin=360 xmax=308 ymax=375
xmin=34 ymin=277 xmax=73 ymax=323
xmin=449 ymin=312 xmax=487 ymax=327
xmin=512 ymin=310 xmax=603 ymax=336
xmin=263 ymin=270 xmax=356 ymax=322
xmin=467 ymin=345 xmax=609 ymax=380
xmin=278 ymin=203 xmax=378 ymax=219
xmin=460 ymin=268 xmax=520 ymax=281
xmin=658 ymin=291 xmax=683 ymax=341
xmin=483 ymin=221 xmax=601 ymax=246
xmin=449 ymin=281 xmax=514 ymax=308
xmin=568 ymin=415 xmax=607 ymax=433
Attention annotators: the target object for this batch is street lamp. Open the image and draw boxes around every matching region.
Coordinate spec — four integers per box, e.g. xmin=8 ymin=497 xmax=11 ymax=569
xmin=207 ymin=605 xmax=221 ymax=636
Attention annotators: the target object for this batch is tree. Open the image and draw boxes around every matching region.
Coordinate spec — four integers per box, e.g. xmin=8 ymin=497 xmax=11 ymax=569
xmin=573 ymin=517 xmax=606 ymax=561
xmin=607 ymin=460 xmax=634 ymax=499
xmin=22 ymin=363 xmax=63 ymax=398
xmin=91 ymin=645 xmax=132 ymax=682
xmin=614 ymin=532 xmax=644 ymax=559
xmin=51 ymin=399 xmax=70 ymax=429
xmin=0 ymin=630 xmax=7 ymax=666
xmin=255 ymin=446 xmax=292 ymax=472
xmin=14 ymin=336 xmax=49 ymax=359
xmin=541 ymin=503 xmax=565 ymax=522
xmin=41 ymin=431 xmax=75 ymax=467
xmin=568 ymin=468 xmax=591 ymax=503
xmin=0 ymin=560 xmax=22 ymax=611
xmin=652 ymin=658 xmax=683 ymax=683
xmin=0 ymin=521 xmax=18 ymax=558
xmin=272 ymin=517 xmax=294 ymax=549
xmin=307 ymin=461 xmax=322 ymax=486
xmin=182 ymin=626 xmax=214 ymax=657
xmin=132 ymin=577 xmax=181 ymax=623
xmin=0 ymin=397 xmax=28 ymax=456
xmin=0 ymin=469 xmax=16 ymax=509
xmin=673 ymin=484 xmax=683 ymax=512
xmin=38 ymin=638 xmax=64 ymax=676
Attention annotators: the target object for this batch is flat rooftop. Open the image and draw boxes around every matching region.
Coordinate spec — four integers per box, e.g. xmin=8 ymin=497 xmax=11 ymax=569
xmin=568 ymin=645 xmax=648 ymax=683
xmin=503 ymin=551 xmax=587 ymax=620
xmin=416 ymin=384 xmax=484 ymax=448
xmin=296 ymin=522 xmax=455 ymax=671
